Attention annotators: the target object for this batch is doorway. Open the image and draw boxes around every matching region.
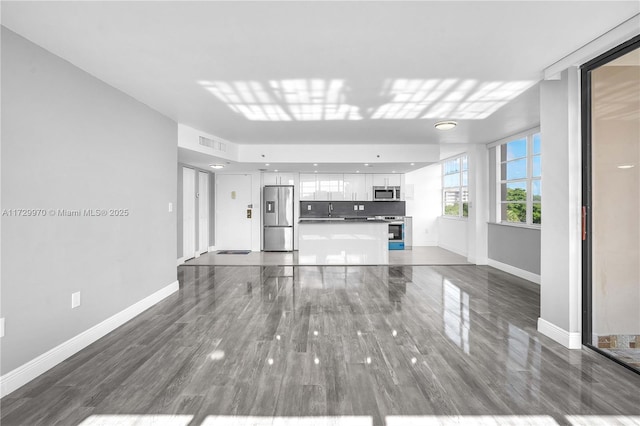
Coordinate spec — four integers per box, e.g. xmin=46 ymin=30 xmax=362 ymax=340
xmin=582 ymin=36 xmax=640 ymax=372
xmin=198 ymin=171 xmax=209 ymax=254
xmin=182 ymin=167 xmax=196 ymax=260
xmin=215 ymin=174 xmax=253 ymax=250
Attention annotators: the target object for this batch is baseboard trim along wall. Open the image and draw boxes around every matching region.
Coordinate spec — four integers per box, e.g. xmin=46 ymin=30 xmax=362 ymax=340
xmin=538 ymin=317 xmax=582 ymax=349
xmin=0 ymin=280 xmax=179 ymax=398
xmin=487 ymin=259 xmax=541 ymax=285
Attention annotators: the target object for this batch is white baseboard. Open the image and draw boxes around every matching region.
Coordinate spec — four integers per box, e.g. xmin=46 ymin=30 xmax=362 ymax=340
xmin=0 ymin=280 xmax=179 ymax=398
xmin=538 ymin=317 xmax=582 ymax=349
xmin=438 ymin=242 xmax=467 ymax=258
xmin=487 ymin=259 xmax=541 ymax=284
xmin=468 ymin=256 xmax=488 ymax=266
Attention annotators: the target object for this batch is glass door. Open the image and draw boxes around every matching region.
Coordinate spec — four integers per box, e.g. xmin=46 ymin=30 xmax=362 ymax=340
xmin=582 ymin=37 xmax=640 ymax=372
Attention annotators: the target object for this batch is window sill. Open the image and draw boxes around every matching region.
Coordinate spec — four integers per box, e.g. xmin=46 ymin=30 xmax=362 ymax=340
xmin=440 ymin=215 xmax=468 ymax=221
xmin=488 ymin=221 xmax=541 ymax=230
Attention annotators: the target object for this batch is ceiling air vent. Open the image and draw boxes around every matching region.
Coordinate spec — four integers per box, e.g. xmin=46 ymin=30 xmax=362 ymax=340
xmin=199 ymin=136 xmax=227 ymax=153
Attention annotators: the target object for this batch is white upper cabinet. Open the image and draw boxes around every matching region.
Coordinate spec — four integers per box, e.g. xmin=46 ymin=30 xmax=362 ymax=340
xmin=317 ymin=174 xmax=344 ymax=200
xmin=343 ymin=174 xmax=368 ymax=201
xmin=299 ymin=173 xmax=402 ymax=201
xmin=263 ymin=172 xmax=296 ymax=186
xmin=372 ymin=174 xmax=401 ymax=187
xmin=299 ymin=174 xmax=318 ymax=200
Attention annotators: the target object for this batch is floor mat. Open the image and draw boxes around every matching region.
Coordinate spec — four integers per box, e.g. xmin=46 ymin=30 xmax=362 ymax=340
xmin=217 ymin=250 xmax=251 ymax=255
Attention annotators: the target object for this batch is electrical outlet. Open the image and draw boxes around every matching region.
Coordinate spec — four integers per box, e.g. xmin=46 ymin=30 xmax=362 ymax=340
xmin=353 ymin=205 xmax=358 ymax=211
xmin=71 ymin=292 xmax=81 ymax=309
xmin=307 ymin=205 xmax=311 ymax=211
xmin=168 ymin=202 xmax=173 ymax=213
xmin=359 ymin=205 xmax=365 ymax=210
xmin=0 ymin=318 xmax=5 ymax=338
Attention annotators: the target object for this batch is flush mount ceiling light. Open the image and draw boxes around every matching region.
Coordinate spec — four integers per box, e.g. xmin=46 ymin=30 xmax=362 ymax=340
xmin=209 ymin=164 xmax=225 ymax=169
xmin=434 ymin=120 xmax=457 ymax=130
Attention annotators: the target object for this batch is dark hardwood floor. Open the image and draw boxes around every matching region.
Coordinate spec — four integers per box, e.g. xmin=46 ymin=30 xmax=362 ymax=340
xmin=2 ymin=265 xmax=639 ymax=425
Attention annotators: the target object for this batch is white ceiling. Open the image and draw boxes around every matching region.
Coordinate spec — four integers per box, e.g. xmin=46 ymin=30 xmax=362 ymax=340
xmin=2 ymin=1 xmax=639 ymax=159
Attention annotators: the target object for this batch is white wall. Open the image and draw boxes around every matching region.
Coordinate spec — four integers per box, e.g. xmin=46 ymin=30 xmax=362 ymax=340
xmin=438 ymin=218 xmax=468 ymax=257
xmin=1 ymin=29 xmax=178 ymax=374
xmin=239 ymin=143 xmax=440 ymax=164
xmin=538 ymin=67 xmax=582 ymax=349
xmin=405 ymin=164 xmax=441 ymax=246
xmin=178 ymin=123 xmax=239 ymax=161
xmin=177 ymin=123 xmax=441 ymax=166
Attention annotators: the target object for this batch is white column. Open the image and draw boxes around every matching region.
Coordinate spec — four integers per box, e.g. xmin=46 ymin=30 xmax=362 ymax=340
xmin=538 ymin=67 xmax=582 ymax=349
xmin=467 ymin=144 xmax=489 ymax=265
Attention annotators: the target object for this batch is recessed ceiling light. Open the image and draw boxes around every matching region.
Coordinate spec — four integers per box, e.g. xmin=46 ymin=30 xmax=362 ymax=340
xmin=392 ymin=171 xmax=396 ymax=173
xmin=314 ymin=170 xmax=318 ymax=173
xmin=265 ymin=163 xmax=270 ymax=166
xmin=364 ymin=163 xmax=369 ymax=166
xmin=209 ymin=164 xmax=225 ymax=169
xmin=274 ymin=169 xmax=279 ymax=172
xmin=410 ymin=163 xmax=415 ymax=166
xmin=356 ymin=170 xmax=360 ymax=173
xmin=434 ymin=120 xmax=457 ymax=130
xmin=313 ymin=163 xmax=318 ymax=166
xmin=618 ymin=164 xmax=635 ymax=169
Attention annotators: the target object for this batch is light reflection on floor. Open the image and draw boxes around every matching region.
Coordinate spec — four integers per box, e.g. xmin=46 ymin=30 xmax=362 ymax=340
xmin=78 ymin=415 xmax=193 ymax=426
xmin=76 ymin=415 xmax=640 ymax=426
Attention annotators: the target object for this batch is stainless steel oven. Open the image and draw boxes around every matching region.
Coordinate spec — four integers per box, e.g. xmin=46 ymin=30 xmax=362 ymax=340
xmin=373 ymin=186 xmax=401 ymax=201
xmin=385 ymin=216 xmax=405 ymax=250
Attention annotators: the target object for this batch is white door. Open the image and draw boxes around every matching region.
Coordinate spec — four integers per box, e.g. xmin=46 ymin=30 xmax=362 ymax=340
xmin=198 ymin=171 xmax=209 ymax=254
xmin=182 ymin=167 xmax=196 ymax=260
xmin=216 ymin=174 xmax=252 ymax=250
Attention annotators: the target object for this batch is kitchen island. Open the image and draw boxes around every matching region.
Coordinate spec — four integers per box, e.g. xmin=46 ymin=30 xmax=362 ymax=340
xmin=298 ymin=219 xmax=389 ymax=265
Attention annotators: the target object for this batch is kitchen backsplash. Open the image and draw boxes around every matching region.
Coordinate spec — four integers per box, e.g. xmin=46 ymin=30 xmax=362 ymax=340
xmin=300 ymin=201 xmax=406 ymax=218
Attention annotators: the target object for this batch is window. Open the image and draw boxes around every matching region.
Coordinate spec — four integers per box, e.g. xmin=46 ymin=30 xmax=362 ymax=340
xmin=442 ymin=154 xmax=468 ymax=217
xmin=499 ymin=133 xmax=541 ymax=225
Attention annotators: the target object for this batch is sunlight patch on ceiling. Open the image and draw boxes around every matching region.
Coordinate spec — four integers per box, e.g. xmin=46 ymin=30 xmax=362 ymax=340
xmin=200 ymin=78 xmax=534 ymax=121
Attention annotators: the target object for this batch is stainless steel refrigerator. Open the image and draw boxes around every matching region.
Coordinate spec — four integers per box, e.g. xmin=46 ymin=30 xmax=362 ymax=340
xmin=263 ymin=185 xmax=294 ymax=251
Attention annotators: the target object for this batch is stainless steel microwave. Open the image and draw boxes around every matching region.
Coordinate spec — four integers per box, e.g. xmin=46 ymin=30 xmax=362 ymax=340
xmin=373 ymin=186 xmax=401 ymax=201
